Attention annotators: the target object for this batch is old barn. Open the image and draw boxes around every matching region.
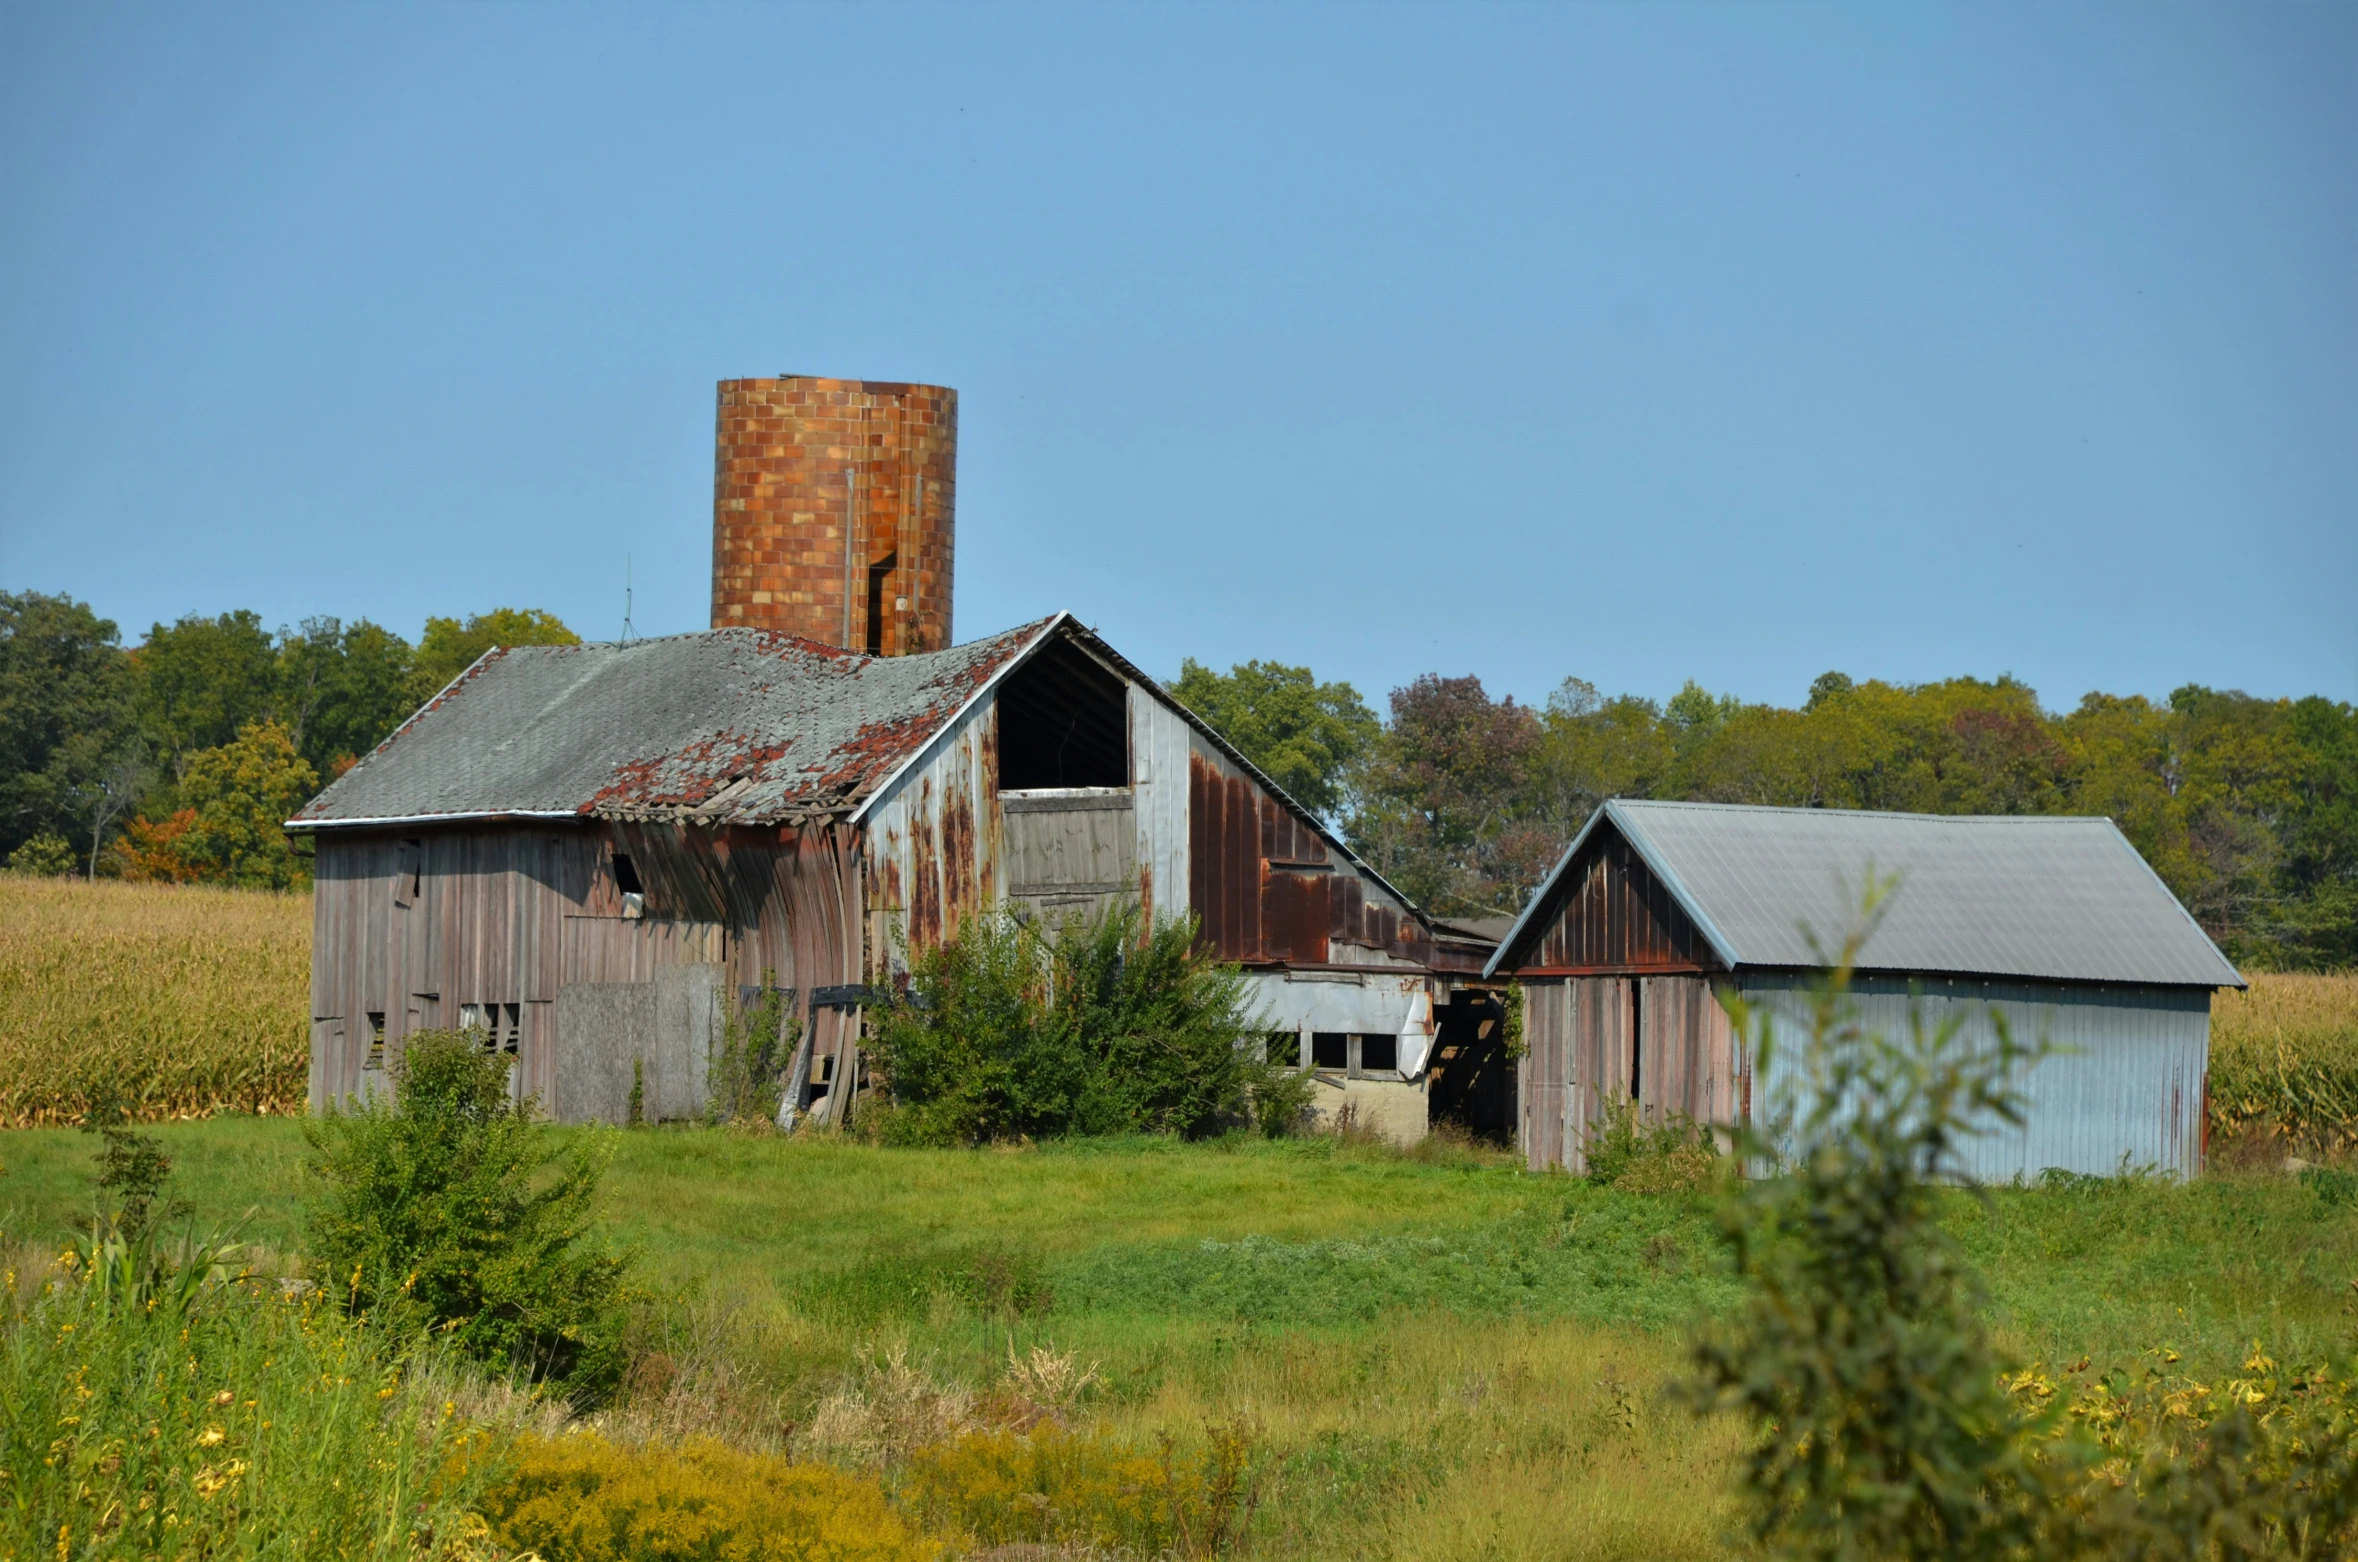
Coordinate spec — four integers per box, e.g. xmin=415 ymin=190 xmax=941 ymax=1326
xmin=1485 ymin=799 xmax=2244 ymax=1178
xmin=287 ymin=610 xmax=1502 ymax=1136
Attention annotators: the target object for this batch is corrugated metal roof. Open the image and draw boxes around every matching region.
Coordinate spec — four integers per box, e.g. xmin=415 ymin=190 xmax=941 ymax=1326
xmin=1487 ymin=800 xmax=2242 ymax=989
xmin=289 ymin=618 xmax=1059 ymax=830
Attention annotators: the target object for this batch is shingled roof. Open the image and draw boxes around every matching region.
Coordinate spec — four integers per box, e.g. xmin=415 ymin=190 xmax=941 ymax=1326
xmin=288 ymin=616 xmax=1059 ymax=831
xmin=1486 ymin=799 xmax=2243 ymax=989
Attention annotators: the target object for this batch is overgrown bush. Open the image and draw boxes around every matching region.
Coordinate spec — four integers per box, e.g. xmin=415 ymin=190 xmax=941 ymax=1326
xmin=479 ymin=1434 xmax=935 ymax=1562
xmin=304 ymin=1029 xmax=631 ymax=1397
xmin=866 ymin=902 xmax=1296 ymax=1144
xmin=1582 ymin=1098 xmax=1720 ymax=1193
xmin=0 ymin=1230 xmax=500 ymax=1558
xmin=708 ymin=979 xmax=797 ymax=1127
xmin=1687 ymin=885 xmax=2358 ymax=1560
xmin=1686 ymin=883 xmax=2053 ymax=1560
xmin=900 ymin=1421 xmax=1261 ymax=1558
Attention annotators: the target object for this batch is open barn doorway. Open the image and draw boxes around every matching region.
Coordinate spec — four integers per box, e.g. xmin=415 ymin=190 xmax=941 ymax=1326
xmin=997 ymin=636 xmax=1129 ymax=790
xmin=1427 ymin=986 xmax=1515 ymax=1144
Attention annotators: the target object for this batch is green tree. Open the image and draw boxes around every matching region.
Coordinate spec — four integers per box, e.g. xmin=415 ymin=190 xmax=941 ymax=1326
xmin=0 ymin=592 xmax=140 ymax=868
xmin=304 ymin=1030 xmax=630 ymax=1396
xmin=1169 ymin=658 xmax=1379 ymax=821
xmin=172 ymin=720 xmax=320 ymax=890
xmin=133 ymin=610 xmax=280 ymax=778
xmin=276 ymin=616 xmax=417 ymax=776
xmin=1348 ymin=674 xmax=1551 ymax=915
xmin=409 ymin=608 xmax=580 ymax=705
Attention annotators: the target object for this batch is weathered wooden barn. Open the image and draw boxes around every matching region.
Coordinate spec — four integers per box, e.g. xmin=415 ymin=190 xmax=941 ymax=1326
xmin=1485 ymin=799 xmax=2245 ymax=1178
xmin=288 ymin=612 xmax=1503 ymax=1137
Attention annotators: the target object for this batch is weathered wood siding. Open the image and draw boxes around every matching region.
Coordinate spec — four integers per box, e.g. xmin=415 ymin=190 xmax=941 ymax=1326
xmin=311 ymin=828 xmax=598 ymax=1109
xmin=1521 ymin=833 xmax=1719 ymax=974
xmin=1520 ymin=973 xmax=1739 ymax=1172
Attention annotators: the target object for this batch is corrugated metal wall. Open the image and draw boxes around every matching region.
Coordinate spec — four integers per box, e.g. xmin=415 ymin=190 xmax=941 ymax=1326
xmin=1523 ymin=835 xmax=1718 ymax=974
xmin=1129 ymin=685 xmax=1191 ymax=927
xmin=862 ymin=695 xmax=1001 ymax=957
xmin=1740 ymin=975 xmax=2210 ymax=1180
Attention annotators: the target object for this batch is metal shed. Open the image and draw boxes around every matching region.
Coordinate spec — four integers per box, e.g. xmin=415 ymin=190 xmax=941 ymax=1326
xmin=288 ymin=613 xmax=1501 ymax=1137
xmin=1484 ymin=800 xmax=2245 ymax=1178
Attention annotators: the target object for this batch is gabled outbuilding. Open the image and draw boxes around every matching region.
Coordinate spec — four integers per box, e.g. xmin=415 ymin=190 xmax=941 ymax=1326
xmin=289 ymin=613 xmax=1500 ymax=1138
xmin=1484 ymin=799 xmax=2244 ymax=1178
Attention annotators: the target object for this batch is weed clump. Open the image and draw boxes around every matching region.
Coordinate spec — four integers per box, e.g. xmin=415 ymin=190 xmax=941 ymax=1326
xmin=901 ymin=1420 xmax=1261 ymax=1558
xmin=481 ymin=1434 xmax=935 ymax=1562
xmin=866 ymin=903 xmax=1299 ymax=1145
xmin=303 ymin=1028 xmax=632 ymax=1398
xmin=1582 ymin=1098 xmax=1719 ymax=1193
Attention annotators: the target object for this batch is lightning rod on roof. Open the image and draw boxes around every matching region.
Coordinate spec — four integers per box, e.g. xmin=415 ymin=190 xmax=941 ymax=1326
xmin=621 ymin=554 xmax=636 ymax=646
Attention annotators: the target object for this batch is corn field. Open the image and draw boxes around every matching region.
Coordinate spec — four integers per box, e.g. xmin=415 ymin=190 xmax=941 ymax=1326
xmin=0 ymin=876 xmax=310 ymax=1125
xmin=2209 ymin=972 xmax=2358 ymax=1156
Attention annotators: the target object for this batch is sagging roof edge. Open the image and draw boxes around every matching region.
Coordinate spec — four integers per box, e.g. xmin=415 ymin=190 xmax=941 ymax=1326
xmin=1483 ymin=800 xmax=1743 ymax=980
xmin=1482 ymin=799 xmax=2246 ymax=990
xmin=847 ymin=615 xmax=1481 ymax=955
xmin=285 ymin=809 xmax=584 ymax=834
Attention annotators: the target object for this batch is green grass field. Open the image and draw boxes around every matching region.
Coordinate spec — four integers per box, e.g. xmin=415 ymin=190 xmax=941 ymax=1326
xmin=8 ymin=1117 xmax=2357 ymax=1560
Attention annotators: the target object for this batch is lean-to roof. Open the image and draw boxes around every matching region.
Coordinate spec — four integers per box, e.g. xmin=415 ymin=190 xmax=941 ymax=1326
xmin=1485 ymin=799 xmax=2242 ymax=989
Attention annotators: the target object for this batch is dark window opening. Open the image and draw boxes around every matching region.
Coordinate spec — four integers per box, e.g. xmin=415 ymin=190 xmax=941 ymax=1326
xmin=1360 ymin=1032 xmax=1398 ymax=1074
xmin=613 ymin=852 xmax=643 ymax=895
xmin=1629 ymin=978 xmax=1643 ymax=1102
xmin=998 ymin=636 xmax=1129 ymax=790
xmin=1428 ymin=989 xmax=1514 ymax=1145
xmin=865 ymin=551 xmax=897 ymax=656
xmin=394 ymin=839 xmax=422 ymax=906
xmin=365 ymin=1012 xmax=386 ymax=1071
xmin=1311 ymin=1031 xmax=1349 ymax=1071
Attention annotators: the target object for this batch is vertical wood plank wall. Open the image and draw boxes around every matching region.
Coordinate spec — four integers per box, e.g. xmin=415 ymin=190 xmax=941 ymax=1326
xmin=1520 ymin=974 xmax=1736 ymax=1172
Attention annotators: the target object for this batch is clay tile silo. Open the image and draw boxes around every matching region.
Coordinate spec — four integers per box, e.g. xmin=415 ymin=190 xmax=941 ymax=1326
xmin=711 ymin=376 xmax=957 ymax=655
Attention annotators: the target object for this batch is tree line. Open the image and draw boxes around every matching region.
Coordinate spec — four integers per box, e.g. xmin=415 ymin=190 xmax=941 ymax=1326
xmin=1174 ymin=659 xmax=2358 ymax=971
xmin=0 ymin=590 xmax=578 ymax=888
xmin=3 ymin=588 xmax=2349 ymax=968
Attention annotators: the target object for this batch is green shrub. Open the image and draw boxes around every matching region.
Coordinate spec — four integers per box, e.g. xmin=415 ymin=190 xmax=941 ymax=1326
xmin=1686 ymin=885 xmax=2051 ymax=1561
xmin=708 ymin=979 xmax=796 ymax=1127
xmin=0 ymin=1231 xmax=499 ymax=1559
xmin=1582 ymin=1098 xmax=1719 ymax=1193
xmin=303 ymin=1029 xmax=631 ymax=1397
xmin=5 ymin=830 xmax=75 ymax=877
xmin=867 ymin=903 xmax=1293 ymax=1144
xmin=479 ymin=1433 xmax=936 ymax=1561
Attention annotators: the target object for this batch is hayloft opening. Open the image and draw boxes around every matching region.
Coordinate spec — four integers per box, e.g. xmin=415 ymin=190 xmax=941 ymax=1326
xmin=998 ymin=636 xmax=1129 ymax=791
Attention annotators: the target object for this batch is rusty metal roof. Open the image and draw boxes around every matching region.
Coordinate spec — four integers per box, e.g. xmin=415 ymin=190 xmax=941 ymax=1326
xmin=288 ymin=618 xmax=1059 ymax=831
xmin=1486 ymin=799 xmax=2242 ymax=989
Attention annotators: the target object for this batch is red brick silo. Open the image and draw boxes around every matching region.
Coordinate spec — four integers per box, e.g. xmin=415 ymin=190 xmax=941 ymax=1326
xmin=711 ymin=376 xmax=956 ymax=654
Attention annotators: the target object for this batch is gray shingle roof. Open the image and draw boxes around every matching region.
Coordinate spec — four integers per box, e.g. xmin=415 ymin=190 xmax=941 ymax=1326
xmin=289 ymin=617 xmax=1058 ymax=830
xmin=1486 ymin=799 xmax=2242 ymax=989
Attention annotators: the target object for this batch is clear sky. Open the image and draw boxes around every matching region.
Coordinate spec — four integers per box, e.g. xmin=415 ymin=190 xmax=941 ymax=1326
xmin=2 ymin=3 xmax=2351 ymax=713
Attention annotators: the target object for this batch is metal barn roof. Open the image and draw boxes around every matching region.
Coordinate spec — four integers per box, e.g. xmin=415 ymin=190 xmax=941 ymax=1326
xmin=1485 ymin=800 xmax=2243 ymax=989
xmin=288 ymin=617 xmax=1059 ymax=831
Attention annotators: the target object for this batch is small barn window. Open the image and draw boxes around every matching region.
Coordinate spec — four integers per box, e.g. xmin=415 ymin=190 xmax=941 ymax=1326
xmin=1360 ymin=1032 xmax=1399 ymax=1075
xmin=998 ymin=637 xmax=1129 ymax=791
xmin=1311 ymin=1032 xmax=1349 ymax=1071
xmin=865 ymin=551 xmax=897 ymax=656
xmin=364 ymin=1012 xmax=386 ymax=1071
xmin=613 ymin=852 xmax=645 ymax=919
xmin=393 ymin=840 xmax=421 ymax=907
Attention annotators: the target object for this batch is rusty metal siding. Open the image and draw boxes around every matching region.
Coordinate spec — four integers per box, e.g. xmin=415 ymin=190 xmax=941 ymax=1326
xmin=1741 ymin=975 xmax=2211 ymax=1179
xmin=861 ymin=691 xmax=1001 ymax=959
xmin=1185 ymin=740 xmax=1432 ymax=970
xmin=1128 ymin=684 xmax=1190 ymax=927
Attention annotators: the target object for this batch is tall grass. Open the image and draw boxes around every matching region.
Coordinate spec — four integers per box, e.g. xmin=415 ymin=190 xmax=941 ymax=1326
xmin=0 ymin=877 xmax=309 ymax=1124
xmin=2210 ymin=972 xmax=2358 ymax=1156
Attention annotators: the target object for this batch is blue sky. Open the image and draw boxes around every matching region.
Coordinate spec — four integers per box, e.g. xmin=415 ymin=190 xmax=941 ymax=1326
xmin=2 ymin=2 xmax=2350 ymax=713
